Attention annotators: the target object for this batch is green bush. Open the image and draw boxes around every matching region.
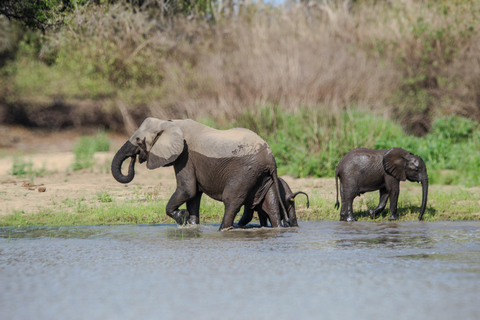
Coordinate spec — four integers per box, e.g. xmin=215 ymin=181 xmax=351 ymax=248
xmin=230 ymin=108 xmax=480 ymax=186
xmin=71 ymin=132 xmax=110 ymax=171
xmin=233 ymin=106 xmax=394 ymax=177
xmin=375 ymin=115 xmax=480 ymax=186
xmin=10 ymin=157 xmax=45 ymax=177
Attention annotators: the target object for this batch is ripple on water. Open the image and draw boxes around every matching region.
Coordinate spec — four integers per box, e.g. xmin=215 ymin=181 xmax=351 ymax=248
xmin=1 ymin=221 xmax=480 ymax=320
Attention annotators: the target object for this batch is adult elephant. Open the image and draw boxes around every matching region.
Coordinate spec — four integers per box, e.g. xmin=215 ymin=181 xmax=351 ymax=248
xmin=237 ymin=177 xmax=309 ymax=228
xmin=335 ymin=147 xmax=428 ymax=222
xmin=111 ymin=117 xmax=288 ymax=230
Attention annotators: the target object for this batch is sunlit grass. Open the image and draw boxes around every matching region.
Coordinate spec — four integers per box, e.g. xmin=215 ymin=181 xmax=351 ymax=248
xmin=1 ymin=184 xmax=478 ymax=227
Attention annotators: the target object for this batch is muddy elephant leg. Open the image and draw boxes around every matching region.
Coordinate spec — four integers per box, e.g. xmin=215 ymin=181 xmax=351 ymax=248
xmin=238 ymin=206 xmax=254 ymax=227
xmin=369 ymin=188 xmax=389 ymax=219
xmin=166 ymin=189 xmax=195 ymax=226
xmin=186 ymin=192 xmax=202 ymax=225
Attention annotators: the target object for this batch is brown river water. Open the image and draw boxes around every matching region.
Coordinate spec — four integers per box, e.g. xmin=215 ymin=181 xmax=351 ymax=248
xmin=1 ymin=221 xmax=479 ymax=320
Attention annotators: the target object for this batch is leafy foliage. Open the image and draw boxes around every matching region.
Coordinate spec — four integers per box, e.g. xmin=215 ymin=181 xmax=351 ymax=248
xmin=0 ymin=0 xmax=76 ymax=31
xmin=230 ymin=108 xmax=480 ymax=186
xmin=71 ymin=132 xmax=110 ymax=171
xmin=374 ymin=116 xmax=480 ymax=186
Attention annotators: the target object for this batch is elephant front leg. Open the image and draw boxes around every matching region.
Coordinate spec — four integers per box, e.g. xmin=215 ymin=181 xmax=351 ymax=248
xmin=166 ymin=189 xmax=194 ymax=226
xmin=369 ymin=188 xmax=389 ymax=219
xmin=186 ymin=193 xmax=203 ymax=225
xmin=388 ymin=190 xmax=400 ymax=220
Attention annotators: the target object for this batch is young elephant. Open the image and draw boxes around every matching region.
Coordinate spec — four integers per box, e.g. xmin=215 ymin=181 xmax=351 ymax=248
xmin=111 ymin=118 xmax=288 ymax=230
xmin=237 ymin=177 xmax=309 ymax=228
xmin=335 ymin=147 xmax=428 ymax=222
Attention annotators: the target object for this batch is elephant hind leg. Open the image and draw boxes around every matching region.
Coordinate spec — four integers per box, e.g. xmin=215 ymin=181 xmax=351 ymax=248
xmin=220 ymin=201 xmax=244 ymax=231
xmin=369 ymin=188 xmax=389 ymax=219
xmin=340 ymin=189 xmax=356 ymax=222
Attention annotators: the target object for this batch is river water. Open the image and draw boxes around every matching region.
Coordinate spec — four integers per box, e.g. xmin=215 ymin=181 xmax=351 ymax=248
xmin=1 ymin=221 xmax=479 ymax=320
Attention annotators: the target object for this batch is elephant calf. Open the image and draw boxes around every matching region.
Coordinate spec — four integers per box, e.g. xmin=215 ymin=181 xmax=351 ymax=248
xmin=335 ymin=147 xmax=428 ymax=222
xmin=237 ymin=177 xmax=309 ymax=228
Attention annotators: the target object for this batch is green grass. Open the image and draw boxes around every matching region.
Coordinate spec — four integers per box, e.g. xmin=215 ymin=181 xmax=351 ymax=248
xmin=96 ymin=192 xmax=113 ymax=203
xmin=0 ymin=188 xmax=226 ymax=227
xmin=1 ymin=184 xmax=478 ymax=227
xmin=71 ymin=132 xmax=110 ymax=171
xmin=10 ymin=157 xmax=46 ymax=178
xmin=301 ymin=186 xmax=480 ymax=222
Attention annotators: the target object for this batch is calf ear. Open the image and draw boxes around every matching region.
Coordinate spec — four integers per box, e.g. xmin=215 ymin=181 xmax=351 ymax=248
xmin=147 ymin=121 xmax=184 ymax=169
xmin=383 ymin=147 xmax=410 ymax=181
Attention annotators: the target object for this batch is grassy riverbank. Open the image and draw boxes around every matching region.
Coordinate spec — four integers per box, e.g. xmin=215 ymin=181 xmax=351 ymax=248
xmin=1 ymin=181 xmax=479 ymax=227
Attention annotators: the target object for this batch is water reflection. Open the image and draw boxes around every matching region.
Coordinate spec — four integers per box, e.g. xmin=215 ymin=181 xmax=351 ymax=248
xmin=0 ymin=223 xmax=297 ymax=242
xmin=332 ymin=222 xmax=434 ymax=250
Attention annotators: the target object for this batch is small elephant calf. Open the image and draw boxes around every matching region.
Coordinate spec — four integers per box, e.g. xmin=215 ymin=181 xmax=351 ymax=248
xmin=238 ymin=177 xmax=309 ymax=228
xmin=335 ymin=147 xmax=428 ymax=222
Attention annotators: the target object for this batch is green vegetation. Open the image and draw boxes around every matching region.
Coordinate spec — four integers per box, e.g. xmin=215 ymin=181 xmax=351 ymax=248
xmin=96 ymin=191 xmax=113 ymax=203
xmin=71 ymin=132 xmax=110 ymax=171
xmin=374 ymin=115 xmax=480 ymax=186
xmin=0 ymin=193 xmax=226 ymax=227
xmin=0 ymin=0 xmax=74 ymax=31
xmin=0 ymin=184 xmax=478 ymax=227
xmin=230 ymin=108 xmax=480 ymax=186
xmin=10 ymin=157 xmax=46 ymax=177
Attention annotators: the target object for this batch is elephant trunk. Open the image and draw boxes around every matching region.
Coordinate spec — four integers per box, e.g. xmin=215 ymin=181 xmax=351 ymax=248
xmin=111 ymin=141 xmax=138 ymax=184
xmin=418 ymin=178 xmax=428 ymax=220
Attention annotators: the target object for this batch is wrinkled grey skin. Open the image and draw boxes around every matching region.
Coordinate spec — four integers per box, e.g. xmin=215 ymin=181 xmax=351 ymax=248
xmin=335 ymin=147 xmax=428 ymax=222
xmin=111 ymin=118 xmax=288 ymax=230
xmin=237 ymin=177 xmax=309 ymax=228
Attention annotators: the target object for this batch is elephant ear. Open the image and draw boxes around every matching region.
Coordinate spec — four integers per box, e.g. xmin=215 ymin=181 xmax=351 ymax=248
xmin=383 ymin=147 xmax=410 ymax=181
xmin=147 ymin=120 xmax=184 ymax=169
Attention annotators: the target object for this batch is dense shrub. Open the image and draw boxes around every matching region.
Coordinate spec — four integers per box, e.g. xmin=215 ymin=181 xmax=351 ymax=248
xmin=230 ymin=108 xmax=480 ymax=186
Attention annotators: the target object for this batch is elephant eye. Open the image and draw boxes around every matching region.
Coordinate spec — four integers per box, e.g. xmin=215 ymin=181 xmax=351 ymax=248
xmin=136 ymin=137 xmax=146 ymax=148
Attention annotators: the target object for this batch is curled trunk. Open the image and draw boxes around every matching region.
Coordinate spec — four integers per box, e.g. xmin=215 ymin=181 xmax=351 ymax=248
xmin=418 ymin=179 xmax=428 ymax=220
xmin=111 ymin=141 xmax=138 ymax=184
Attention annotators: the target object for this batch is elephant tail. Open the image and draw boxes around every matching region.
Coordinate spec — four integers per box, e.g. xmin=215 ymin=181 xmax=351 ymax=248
xmin=334 ymin=170 xmax=340 ymax=210
xmin=271 ymin=167 xmax=289 ymax=226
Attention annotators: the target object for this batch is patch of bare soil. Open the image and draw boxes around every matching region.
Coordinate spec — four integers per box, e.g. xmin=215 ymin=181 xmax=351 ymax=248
xmin=0 ymin=126 xmax=336 ymax=218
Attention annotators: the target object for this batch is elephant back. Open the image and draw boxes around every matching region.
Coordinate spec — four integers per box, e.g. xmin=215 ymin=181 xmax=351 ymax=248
xmin=173 ymin=119 xmax=270 ymax=159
